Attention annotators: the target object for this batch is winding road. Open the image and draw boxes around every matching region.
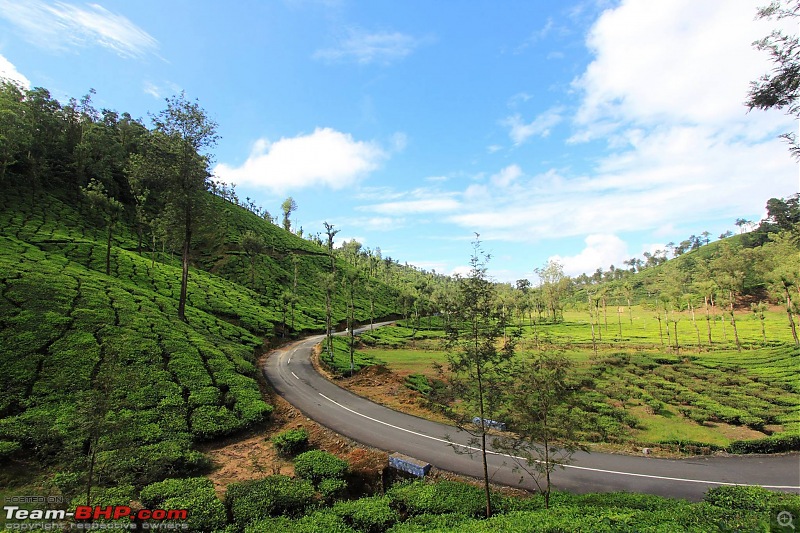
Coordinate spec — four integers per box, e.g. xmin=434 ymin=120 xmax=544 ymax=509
xmin=262 ymin=325 xmax=800 ymax=501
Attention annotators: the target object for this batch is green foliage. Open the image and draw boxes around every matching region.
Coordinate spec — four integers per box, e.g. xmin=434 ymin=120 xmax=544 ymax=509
xmin=140 ymin=477 xmax=225 ymax=532
xmin=271 ymin=427 xmax=310 ymax=456
xmin=225 ymin=475 xmax=315 ymax=526
xmin=403 ymin=374 xmax=432 ymax=395
xmin=245 ymin=510 xmax=357 ymax=533
xmin=332 ymin=496 xmax=400 ymax=533
xmin=386 ymin=480 xmax=504 ymax=518
xmin=729 ymin=433 xmax=800 ymax=454
xmin=294 ymin=450 xmax=349 ymax=486
xmin=139 ymin=476 xmax=215 ymax=507
xmin=703 ymin=485 xmax=786 ymax=512
xmin=0 ymin=440 xmax=20 ymax=458
xmin=318 ymin=478 xmax=348 ymax=503
xmin=385 ymin=513 xmax=470 ymax=532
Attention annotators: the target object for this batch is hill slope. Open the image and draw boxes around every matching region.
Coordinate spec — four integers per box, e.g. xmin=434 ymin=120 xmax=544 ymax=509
xmin=0 ymin=185 xmax=401 ymax=492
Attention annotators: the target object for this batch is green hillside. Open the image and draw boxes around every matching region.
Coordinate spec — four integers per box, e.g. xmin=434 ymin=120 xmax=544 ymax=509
xmin=0 ymin=181 xmax=405 ymax=493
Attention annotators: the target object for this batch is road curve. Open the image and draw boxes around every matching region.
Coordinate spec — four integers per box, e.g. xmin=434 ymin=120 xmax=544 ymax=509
xmin=262 ymin=326 xmax=800 ymax=501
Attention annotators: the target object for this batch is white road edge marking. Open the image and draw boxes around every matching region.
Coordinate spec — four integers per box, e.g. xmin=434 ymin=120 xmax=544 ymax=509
xmin=318 ymin=393 xmax=799 ymax=490
xmin=291 ymin=371 xmax=300 ymax=380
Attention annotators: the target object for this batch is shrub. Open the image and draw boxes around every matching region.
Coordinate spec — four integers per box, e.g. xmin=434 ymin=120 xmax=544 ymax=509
xmin=704 ymin=485 xmax=779 ymax=512
xmin=139 ymin=477 xmax=215 ymax=508
xmin=190 ymin=404 xmax=241 ymax=440
xmin=294 ymin=450 xmax=349 ymax=486
xmin=141 ymin=477 xmax=226 ymax=531
xmin=162 ymin=492 xmax=226 ymax=532
xmin=0 ymin=440 xmax=20 ymax=458
xmin=96 ymin=440 xmax=209 ymax=488
xmin=728 ymin=433 xmax=800 ymax=454
xmin=271 ymin=427 xmax=309 ymax=456
xmin=319 ymin=478 xmax=348 ymax=502
xmin=226 ymin=475 xmax=315 ymax=526
xmin=245 ymin=510 xmax=356 ymax=533
xmin=386 ymin=480 xmax=502 ymax=518
xmin=403 ymin=374 xmax=432 ymax=395
xmin=332 ymin=496 xmax=399 ymax=533
xmin=386 ymin=513 xmax=471 ymax=532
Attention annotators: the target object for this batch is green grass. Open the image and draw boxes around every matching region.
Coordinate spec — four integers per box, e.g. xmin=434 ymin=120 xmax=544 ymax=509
xmin=321 ymin=336 xmax=386 ymax=375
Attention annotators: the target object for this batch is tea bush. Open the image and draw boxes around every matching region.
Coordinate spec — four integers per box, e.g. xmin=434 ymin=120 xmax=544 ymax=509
xmin=271 ymin=427 xmax=309 ymax=456
xmin=226 ymin=475 xmax=315 ymax=526
xmin=294 ymin=450 xmax=349 ymax=486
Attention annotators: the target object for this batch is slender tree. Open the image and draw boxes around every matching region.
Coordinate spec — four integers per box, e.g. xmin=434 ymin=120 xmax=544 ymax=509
xmin=241 ymin=230 xmax=266 ymax=287
xmin=81 ymin=178 xmax=123 ymax=276
xmin=494 ymin=351 xmax=584 ymax=509
xmin=323 ymin=222 xmax=340 ymax=357
xmin=440 ymin=235 xmax=515 ymax=518
xmin=150 ymin=93 xmax=218 ymax=321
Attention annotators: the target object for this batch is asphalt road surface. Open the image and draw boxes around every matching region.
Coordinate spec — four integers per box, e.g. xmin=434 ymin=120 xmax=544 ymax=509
xmin=262 ymin=325 xmax=800 ymax=501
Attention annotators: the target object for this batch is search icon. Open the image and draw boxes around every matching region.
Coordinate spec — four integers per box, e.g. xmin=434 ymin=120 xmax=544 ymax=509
xmin=778 ymin=510 xmax=796 ymax=530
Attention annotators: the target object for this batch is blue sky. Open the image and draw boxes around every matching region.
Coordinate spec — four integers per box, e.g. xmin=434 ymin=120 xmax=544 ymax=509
xmin=1 ymin=0 xmax=797 ymax=283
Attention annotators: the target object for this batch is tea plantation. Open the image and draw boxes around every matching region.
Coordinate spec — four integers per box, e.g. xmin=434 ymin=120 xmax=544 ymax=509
xmin=0 ymin=185 xmax=400 ymax=493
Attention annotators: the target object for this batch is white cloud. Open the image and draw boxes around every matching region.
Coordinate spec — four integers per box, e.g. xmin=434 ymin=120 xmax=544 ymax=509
xmin=502 ymin=107 xmax=564 ymax=145
xmin=391 ymin=132 xmax=408 ymax=152
xmin=549 ymin=234 xmax=629 ymax=277
xmin=0 ymin=0 xmax=159 ymax=59
xmin=314 ymin=27 xmax=425 ymax=65
xmin=143 ymin=80 xmax=181 ymax=99
xmin=451 ymin=265 xmax=472 ymax=278
xmin=360 ymin=197 xmax=460 ymax=216
xmin=214 ymin=127 xmax=386 ymax=193
xmin=490 ymin=164 xmax=522 ymax=188
xmin=336 ymin=216 xmax=405 ymax=232
xmin=436 ymin=0 xmax=795 ymax=245
xmin=0 ymin=54 xmax=29 ymax=88
xmin=572 ymin=0 xmax=793 ymax=133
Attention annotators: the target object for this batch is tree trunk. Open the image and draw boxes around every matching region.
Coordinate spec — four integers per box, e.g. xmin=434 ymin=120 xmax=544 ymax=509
xmin=704 ymin=296 xmax=713 ymax=346
xmin=787 ymin=289 xmax=799 ymax=346
xmin=105 ymin=223 xmax=112 ymax=276
xmin=543 ymin=408 xmax=551 ymax=509
xmin=86 ymin=438 xmax=97 ymax=506
xmin=673 ymin=319 xmax=679 ymax=355
xmin=690 ymin=302 xmax=701 ymax=351
xmin=657 ymin=314 xmax=664 ymax=346
xmin=729 ymin=291 xmax=741 ymax=351
xmin=178 ymin=224 xmax=191 ymax=322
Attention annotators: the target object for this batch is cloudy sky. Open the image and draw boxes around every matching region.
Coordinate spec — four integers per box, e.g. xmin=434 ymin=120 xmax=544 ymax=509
xmin=0 ymin=0 xmax=797 ymax=282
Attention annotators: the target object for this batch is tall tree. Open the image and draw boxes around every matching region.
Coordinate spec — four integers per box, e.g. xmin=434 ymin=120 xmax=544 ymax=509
xmin=534 ymin=260 xmax=568 ymax=323
xmin=712 ymin=243 xmax=746 ymax=351
xmin=241 ymin=230 xmax=266 ymax=287
xmin=440 ymin=235 xmax=515 ymax=518
xmin=746 ymin=0 xmax=800 ymax=159
xmin=0 ymin=80 xmax=31 ymax=183
xmin=150 ymin=93 xmax=218 ymax=321
xmin=323 ymin=222 xmax=340 ymax=357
